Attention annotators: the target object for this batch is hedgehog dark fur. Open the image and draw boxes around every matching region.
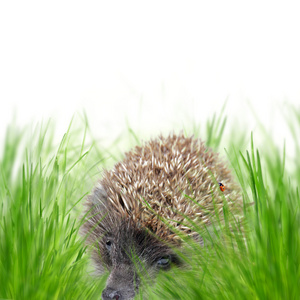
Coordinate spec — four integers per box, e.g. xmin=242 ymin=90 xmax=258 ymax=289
xmin=81 ymin=134 xmax=242 ymax=300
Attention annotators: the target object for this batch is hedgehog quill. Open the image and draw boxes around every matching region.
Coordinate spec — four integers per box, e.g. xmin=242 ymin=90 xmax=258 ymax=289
xmin=81 ymin=134 xmax=242 ymax=300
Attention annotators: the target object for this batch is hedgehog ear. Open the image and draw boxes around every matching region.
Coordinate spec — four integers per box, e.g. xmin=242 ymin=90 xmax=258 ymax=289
xmin=90 ymin=183 xmax=108 ymax=206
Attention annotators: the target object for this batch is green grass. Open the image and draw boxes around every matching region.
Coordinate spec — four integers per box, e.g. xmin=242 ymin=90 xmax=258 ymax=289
xmin=1 ymin=107 xmax=300 ymax=299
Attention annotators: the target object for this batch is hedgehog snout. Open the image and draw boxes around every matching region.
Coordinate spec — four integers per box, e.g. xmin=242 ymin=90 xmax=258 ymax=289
xmin=102 ymin=288 xmax=121 ymax=300
xmin=102 ymin=264 xmax=138 ymax=300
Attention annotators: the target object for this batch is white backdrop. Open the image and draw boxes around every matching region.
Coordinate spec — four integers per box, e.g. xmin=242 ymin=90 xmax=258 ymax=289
xmin=1 ymin=1 xmax=299 ymax=154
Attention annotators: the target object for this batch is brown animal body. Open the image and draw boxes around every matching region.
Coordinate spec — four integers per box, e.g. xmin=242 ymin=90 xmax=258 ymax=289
xmin=81 ymin=134 xmax=241 ymax=300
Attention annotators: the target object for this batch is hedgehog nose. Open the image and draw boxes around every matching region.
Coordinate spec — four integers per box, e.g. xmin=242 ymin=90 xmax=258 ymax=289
xmin=102 ymin=288 xmax=121 ymax=300
xmin=109 ymin=291 xmax=120 ymax=300
xmin=109 ymin=292 xmax=120 ymax=300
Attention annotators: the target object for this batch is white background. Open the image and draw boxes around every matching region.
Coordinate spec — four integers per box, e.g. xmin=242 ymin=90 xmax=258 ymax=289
xmin=1 ymin=1 xmax=299 ymax=154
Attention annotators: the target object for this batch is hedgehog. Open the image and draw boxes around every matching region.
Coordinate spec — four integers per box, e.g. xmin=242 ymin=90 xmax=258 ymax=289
xmin=81 ymin=134 xmax=242 ymax=300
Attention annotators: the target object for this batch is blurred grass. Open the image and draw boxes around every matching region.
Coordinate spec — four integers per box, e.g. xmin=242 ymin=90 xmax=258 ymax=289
xmin=1 ymin=106 xmax=300 ymax=299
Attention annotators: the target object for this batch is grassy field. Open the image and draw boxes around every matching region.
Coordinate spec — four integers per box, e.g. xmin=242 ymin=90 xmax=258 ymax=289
xmin=0 ymin=107 xmax=299 ymax=300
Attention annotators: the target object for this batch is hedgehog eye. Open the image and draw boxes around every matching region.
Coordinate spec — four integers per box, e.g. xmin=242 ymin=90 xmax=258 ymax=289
xmin=105 ymin=240 xmax=113 ymax=251
xmin=157 ymin=255 xmax=171 ymax=268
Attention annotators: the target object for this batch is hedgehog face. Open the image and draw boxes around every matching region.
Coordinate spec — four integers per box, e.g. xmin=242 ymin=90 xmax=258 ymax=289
xmin=83 ymin=184 xmax=181 ymax=300
xmin=100 ymin=222 xmax=180 ymax=300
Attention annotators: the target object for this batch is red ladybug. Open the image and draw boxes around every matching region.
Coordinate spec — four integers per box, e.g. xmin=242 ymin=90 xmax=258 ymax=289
xmin=219 ymin=182 xmax=225 ymax=192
